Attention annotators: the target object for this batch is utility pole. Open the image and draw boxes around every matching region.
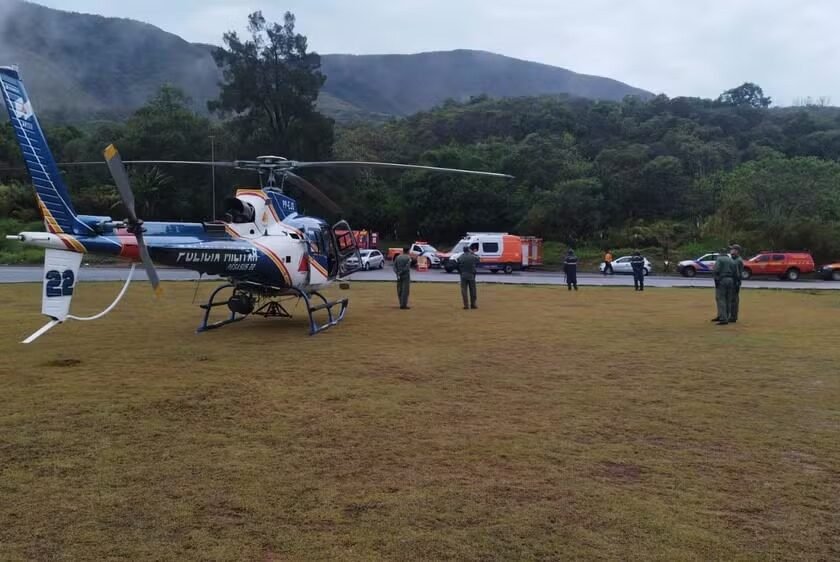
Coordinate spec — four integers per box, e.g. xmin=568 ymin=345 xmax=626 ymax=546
xmin=210 ymin=135 xmax=216 ymax=219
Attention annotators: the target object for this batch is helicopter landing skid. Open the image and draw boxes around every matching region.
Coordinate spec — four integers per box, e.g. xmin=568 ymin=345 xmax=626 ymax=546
xmin=196 ymin=283 xmax=349 ymax=335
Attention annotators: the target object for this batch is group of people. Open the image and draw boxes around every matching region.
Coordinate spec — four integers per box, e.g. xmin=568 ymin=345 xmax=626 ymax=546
xmin=394 ymin=243 xmax=480 ymax=310
xmin=562 ymin=249 xmax=646 ymax=291
xmin=393 ymin=243 xmax=745 ymax=325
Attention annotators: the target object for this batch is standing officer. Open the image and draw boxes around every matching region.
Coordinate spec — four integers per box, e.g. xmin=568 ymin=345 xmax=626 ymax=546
xmin=563 ymin=249 xmax=578 ymax=291
xmin=394 ymin=246 xmax=412 ymax=309
xmin=729 ymin=244 xmax=744 ymax=323
xmin=713 ymin=250 xmax=737 ymax=325
xmin=630 ymin=251 xmax=645 ymax=291
xmin=457 ymin=243 xmax=480 ymax=309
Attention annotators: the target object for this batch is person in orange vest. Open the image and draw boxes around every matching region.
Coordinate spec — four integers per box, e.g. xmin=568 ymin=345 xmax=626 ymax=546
xmin=603 ymin=249 xmax=614 ymax=276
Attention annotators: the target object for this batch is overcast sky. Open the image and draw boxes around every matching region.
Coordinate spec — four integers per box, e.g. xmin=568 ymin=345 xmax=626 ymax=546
xmin=36 ymin=0 xmax=840 ymax=105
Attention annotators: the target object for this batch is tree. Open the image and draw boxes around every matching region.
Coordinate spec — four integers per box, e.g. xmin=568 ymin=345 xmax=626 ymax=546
xmin=210 ymin=11 xmax=333 ymax=159
xmin=717 ymin=83 xmax=772 ymax=109
xmin=519 ymin=178 xmax=604 ymax=242
xmin=714 ymin=156 xmax=840 ymax=261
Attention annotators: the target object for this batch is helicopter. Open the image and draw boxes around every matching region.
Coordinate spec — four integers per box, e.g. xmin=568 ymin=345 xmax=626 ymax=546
xmin=0 ymin=65 xmax=513 ymax=343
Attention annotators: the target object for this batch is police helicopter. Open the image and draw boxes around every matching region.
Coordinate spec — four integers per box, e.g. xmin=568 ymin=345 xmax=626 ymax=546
xmin=0 ymin=65 xmax=513 ymax=343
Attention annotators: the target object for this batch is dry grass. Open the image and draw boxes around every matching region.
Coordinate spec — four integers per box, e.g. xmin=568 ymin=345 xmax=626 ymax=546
xmin=0 ymin=281 xmax=839 ymax=561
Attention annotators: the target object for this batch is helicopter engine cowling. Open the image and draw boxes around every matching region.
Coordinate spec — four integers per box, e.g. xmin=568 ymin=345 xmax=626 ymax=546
xmin=222 ymin=196 xmax=257 ymax=224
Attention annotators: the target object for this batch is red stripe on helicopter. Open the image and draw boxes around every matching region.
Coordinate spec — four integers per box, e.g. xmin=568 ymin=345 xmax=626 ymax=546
xmin=308 ymin=256 xmax=329 ymax=278
xmin=115 ymin=229 xmax=140 ymax=260
xmin=235 ymin=188 xmax=268 ymax=200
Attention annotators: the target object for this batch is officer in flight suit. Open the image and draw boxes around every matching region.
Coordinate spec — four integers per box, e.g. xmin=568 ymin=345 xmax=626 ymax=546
xmin=713 ymin=251 xmax=738 ymax=325
xmin=394 ymin=247 xmax=412 ymax=309
xmin=729 ymin=244 xmax=744 ymax=323
xmin=457 ymin=244 xmax=480 ymax=309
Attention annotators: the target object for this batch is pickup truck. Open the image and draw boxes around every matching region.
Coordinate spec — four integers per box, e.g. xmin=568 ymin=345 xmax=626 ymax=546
xmin=386 ymin=242 xmax=443 ymax=268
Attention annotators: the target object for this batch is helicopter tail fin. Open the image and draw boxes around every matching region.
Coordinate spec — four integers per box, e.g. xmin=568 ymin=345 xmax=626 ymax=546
xmin=0 ymin=66 xmax=80 ymax=235
xmin=22 ymin=249 xmax=83 ymax=343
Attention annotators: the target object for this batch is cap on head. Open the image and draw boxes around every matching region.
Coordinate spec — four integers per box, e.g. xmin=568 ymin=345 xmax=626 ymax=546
xmin=403 ymin=246 xmax=410 ymax=252
xmin=730 ymin=244 xmax=742 ymax=252
xmin=463 ymin=245 xmax=471 ymax=252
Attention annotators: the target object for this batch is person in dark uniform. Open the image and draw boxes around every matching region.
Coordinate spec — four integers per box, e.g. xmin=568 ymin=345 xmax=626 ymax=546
xmin=713 ymin=251 xmax=737 ymax=325
xmin=729 ymin=244 xmax=744 ymax=323
xmin=630 ymin=251 xmax=645 ymax=291
xmin=394 ymin=247 xmax=412 ymax=309
xmin=457 ymin=244 xmax=480 ymax=309
xmin=563 ymin=249 xmax=578 ymax=291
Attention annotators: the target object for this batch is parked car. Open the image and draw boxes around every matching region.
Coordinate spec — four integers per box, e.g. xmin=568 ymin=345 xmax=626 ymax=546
xmin=360 ymin=249 xmax=385 ymax=270
xmin=677 ymin=253 xmax=722 ymax=277
xmin=741 ymin=251 xmax=815 ymax=280
xmin=346 ymin=249 xmax=385 ymax=271
xmin=599 ymin=255 xmax=652 ymax=275
xmin=817 ymin=262 xmax=840 ymax=281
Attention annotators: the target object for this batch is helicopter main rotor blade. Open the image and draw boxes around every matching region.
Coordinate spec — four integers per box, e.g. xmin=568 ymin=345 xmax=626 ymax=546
xmin=103 ymin=144 xmax=162 ymax=296
xmin=283 ymin=171 xmax=343 ymax=215
xmin=5 ymin=160 xmax=239 ymax=168
xmin=121 ymin=160 xmax=238 ymax=167
xmin=289 ymin=161 xmax=515 ymax=179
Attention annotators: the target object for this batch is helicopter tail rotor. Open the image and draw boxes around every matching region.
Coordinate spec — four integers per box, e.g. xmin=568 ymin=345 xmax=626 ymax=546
xmin=103 ymin=144 xmax=163 ymax=296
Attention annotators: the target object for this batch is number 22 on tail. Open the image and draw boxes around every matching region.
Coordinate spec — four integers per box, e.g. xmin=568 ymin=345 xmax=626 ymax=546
xmin=45 ymin=269 xmax=75 ymax=297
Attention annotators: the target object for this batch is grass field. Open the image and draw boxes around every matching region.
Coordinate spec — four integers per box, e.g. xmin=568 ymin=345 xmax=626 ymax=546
xmin=1 ymin=281 xmax=839 ymax=560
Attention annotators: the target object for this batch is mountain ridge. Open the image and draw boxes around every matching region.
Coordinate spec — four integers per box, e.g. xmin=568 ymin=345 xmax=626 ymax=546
xmin=0 ymin=0 xmax=653 ymax=121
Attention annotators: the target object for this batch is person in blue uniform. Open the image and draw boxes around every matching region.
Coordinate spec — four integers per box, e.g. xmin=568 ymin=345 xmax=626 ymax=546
xmin=630 ymin=251 xmax=645 ymax=291
xmin=563 ymin=249 xmax=578 ymax=291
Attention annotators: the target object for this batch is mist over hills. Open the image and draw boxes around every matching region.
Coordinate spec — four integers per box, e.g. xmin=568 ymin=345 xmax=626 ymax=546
xmin=0 ymin=0 xmax=652 ymax=121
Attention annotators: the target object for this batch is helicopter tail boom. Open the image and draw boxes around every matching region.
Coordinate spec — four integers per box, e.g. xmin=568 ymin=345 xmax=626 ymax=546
xmin=0 ymin=67 xmax=91 ymax=237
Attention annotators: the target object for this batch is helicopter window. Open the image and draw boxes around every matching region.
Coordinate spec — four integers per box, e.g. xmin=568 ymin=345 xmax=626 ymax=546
xmin=289 ymin=232 xmax=301 ymax=240
xmin=222 ymin=197 xmax=256 ymax=224
xmin=305 ymin=228 xmax=323 ymax=254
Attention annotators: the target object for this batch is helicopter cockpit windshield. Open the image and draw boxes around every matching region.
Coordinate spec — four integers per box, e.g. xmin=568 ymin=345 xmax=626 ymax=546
xmin=223 ymin=197 xmax=256 ymax=224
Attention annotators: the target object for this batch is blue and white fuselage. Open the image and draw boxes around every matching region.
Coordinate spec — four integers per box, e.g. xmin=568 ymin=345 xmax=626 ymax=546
xmin=1 ymin=64 xmax=340 ymax=292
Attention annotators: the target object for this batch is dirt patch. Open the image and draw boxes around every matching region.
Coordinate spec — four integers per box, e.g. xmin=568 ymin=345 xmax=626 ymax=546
xmin=40 ymin=358 xmax=82 ymax=368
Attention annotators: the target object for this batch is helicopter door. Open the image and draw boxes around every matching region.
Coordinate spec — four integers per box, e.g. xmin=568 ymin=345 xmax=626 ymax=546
xmin=332 ymin=220 xmax=362 ymax=277
xmin=304 ymin=227 xmax=333 ymax=281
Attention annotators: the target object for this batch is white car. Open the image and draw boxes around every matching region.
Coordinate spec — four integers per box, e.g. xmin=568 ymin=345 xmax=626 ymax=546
xmin=677 ymin=253 xmax=721 ymax=277
xmin=360 ymin=249 xmax=385 ymax=270
xmin=410 ymin=243 xmax=442 ymax=268
xmin=600 ymin=256 xmax=652 ymax=275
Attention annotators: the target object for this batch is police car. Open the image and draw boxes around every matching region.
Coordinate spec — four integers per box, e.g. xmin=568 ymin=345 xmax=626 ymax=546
xmin=599 ymin=255 xmax=652 ymax=275
xmin=677 ymin=253 xmax=721 ymax=277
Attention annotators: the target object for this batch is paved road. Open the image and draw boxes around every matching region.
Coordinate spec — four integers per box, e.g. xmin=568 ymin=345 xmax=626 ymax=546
xmin=2 ymin=265 xmax=839 ymax=290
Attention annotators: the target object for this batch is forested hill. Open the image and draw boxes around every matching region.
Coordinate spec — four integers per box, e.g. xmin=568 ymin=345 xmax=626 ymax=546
xmin=0 ymin=0 xmax=651 ymax=121
xmin=319 ymin=50 xmax=652 ymax=116
xmin=333 ymin=92 xmax=840 ymax=261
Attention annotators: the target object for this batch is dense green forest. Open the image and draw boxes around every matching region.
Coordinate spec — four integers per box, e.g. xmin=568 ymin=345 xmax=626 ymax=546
xmin=2 ymin=9 xmax=840 ymax=265
xmin=3 ymin=83 xmax=840 ymax=263
xmin=334 ymin=88 xmax=840 ymax=262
